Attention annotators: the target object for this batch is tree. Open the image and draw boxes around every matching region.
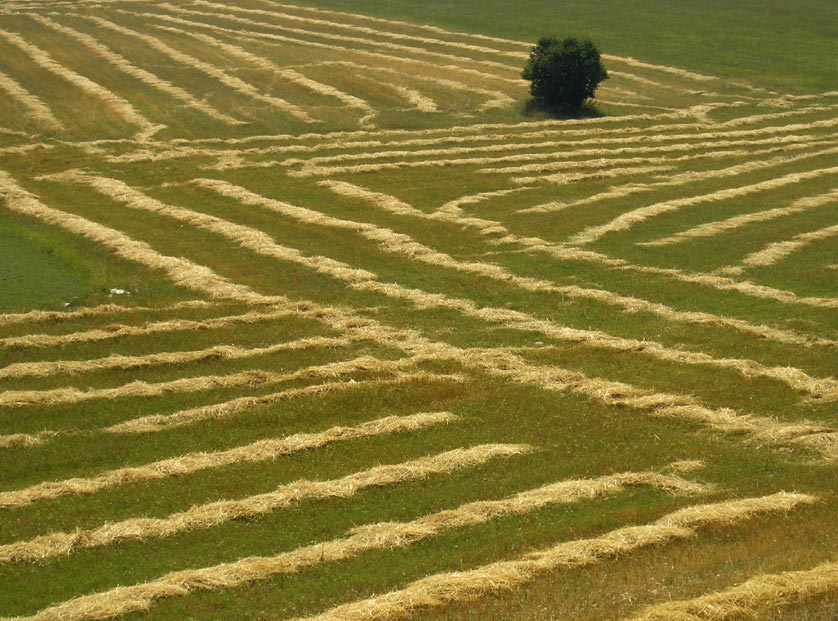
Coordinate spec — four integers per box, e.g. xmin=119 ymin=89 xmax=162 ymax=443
xmin=522 ymin=36 xmax=608 ymax=113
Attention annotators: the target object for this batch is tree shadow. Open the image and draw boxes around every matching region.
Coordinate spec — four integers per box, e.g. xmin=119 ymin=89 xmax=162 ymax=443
xmin=521 ymin=99 xmax=605 ymax=120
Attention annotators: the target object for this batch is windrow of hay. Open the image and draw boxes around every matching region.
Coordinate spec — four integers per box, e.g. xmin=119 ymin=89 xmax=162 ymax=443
xmin=0 ymin=300 xmax=212 ymax=329
xmin=149 ymin=24 xmax=375 ymax=127
xmin=605 ymin=55 xmax=719 ymax=82
xmin=529 ymin=142 xmax=838 ymax=214
xmin=390 ymin=85 xmax=438 ymax=112
xmin=0 ymin=464 xmax=710 ymax=620
xmin=47 ymin=170 xmax=378 ymax=284
xmin=0 ymin=335 xmax=357 ymax=380
xmin=297 ymin=493 xmax=816 ymax=621
xmin=144 ymin=5 xmax=522 ymax=87
xmin=189 ymin=0 xmax=521 ymax=76
xmin=568 ymin=163 xmax=838 ymax=246
xmin=0 ymin=308 xmax=295 ymax=350
xmin=320 ymin=180 xmax=838 ymax=344
xmin=0 ymin=442 xmax=526 ymax=564
xmin=0 ymin=432 xmax=56 ymax=449
xmin=0 ymin=67 xmax=62 ymax=129
xmin=289 ymin=135 xmax=835 ymax=177
xmin=641 ymin=188 xmax=838 ymax=246
xmin=31 ymin=16 xmax=243 ymax=125
xmin=0 ymin=28 xmax=160 ymax=139
xmin=719 ymin=223 xmax=838 ymax=275
xmin=80 ymin=15 xmax=315 ymax=123
xmin=0 ymin=170 xmax=265 ymax=303
xmin=625 ymin=560 xmax=838 ymax=620
xmin=0 ymin=411 xmax=457 ymax=511
xmin=106 ymin=370 xmax=465 ymax=434
xmin=352 ymin=280 xmax=838 ymax=401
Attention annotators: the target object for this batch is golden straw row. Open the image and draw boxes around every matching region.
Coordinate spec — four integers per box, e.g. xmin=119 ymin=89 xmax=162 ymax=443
xmin=296 ymin=493 xmax=816 ymax=621
xmin=0 ymin=442 xmax=526 ymax=563
xmin=0 ymin=67 xmax=61 ymax=129
xmin=0 ymin=299 xmax=211 ymax=329
xmin=79 ymin=15 xmax=315 ymax=123
xmin=0 ymin=411 xmax=456 ymax=509
xmin=625 ymin=560 xmax=838 ymax=620
xmin=0 ymin=27 xmax=160 ymax=139
xmin=641 ymin=188 xmax=838 ymax=247
xmin=718 ymin=223 xmax=838 ymax=275
xmin=30 ymin=15 xmax=243 ymax=125
xmin=0 ymin=464 xmax=713 ymax=621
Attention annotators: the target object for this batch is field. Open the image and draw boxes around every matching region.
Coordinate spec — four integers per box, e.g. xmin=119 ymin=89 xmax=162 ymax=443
xmin=0 ymin=1 xmax=836 ymax=619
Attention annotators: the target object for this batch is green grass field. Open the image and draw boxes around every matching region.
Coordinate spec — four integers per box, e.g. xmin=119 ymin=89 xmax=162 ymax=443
xmin=0 ymin=1 xmax=836 ymax=620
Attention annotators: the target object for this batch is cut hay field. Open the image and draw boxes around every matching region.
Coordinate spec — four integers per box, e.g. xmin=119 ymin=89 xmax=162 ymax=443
xmin=0 ymin=1 xmax=836 ymax=620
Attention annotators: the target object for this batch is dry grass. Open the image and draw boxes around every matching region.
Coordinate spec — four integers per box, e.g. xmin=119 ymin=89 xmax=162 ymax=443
xmin=640 ymin=188 xmax=838 ymax=247
xmin=0 ymin=300 xmax=211 ymax=329
xmin=719 ymin=223 xmax=838 ymax=275
xmin=0 ymin=27 xmax=161 ymax=139
xmin=626 ymin=560 xmax=838 ymax=620
xmin=0 ymin=411 xmax=456 ymax=509
xmin=80 ymin=15 xmax=315 ymax=123
xmin=0 ymin=67 xmax=62 ymax=129
xmin=0 ymin=464 xmax=711 ymax=620
xmin=296 ymin=493 xmax=815 ymax=621
xmin=31 ymin=15 xmax=242 ymax=125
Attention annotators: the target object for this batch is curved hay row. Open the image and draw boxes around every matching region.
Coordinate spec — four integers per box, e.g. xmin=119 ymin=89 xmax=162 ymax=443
xmin=0 ymin=169 xmax=264 ymax=303
xmin=0 ymin=443 xmax=527 ymax=564
xmin=0 ymin=67 xmax=62 ymax=129
xmin=0 ymin=335 xmax=356 ymax=380
xmin=641 ymin=188 xmax=838 ymax=247
xmin=0 ymin=300 xmax=212 ymax=329
xmin=625 ymin=560 xmax=838 ymax=620
xmin=0 ymin=308 xmax=295 ymax=350
xmin=321 ymin=179 xmax=836 ymax=347
xmin=567 ymin=163 xmax=838 ymax=245
xmin=106 ymin=368 xmax=464 ymax=434
xmin=0 ymin=411 xmax=457 ymax=510
xmin=189 ymin=0 xmax=521 ymax=76
xmin=719 ymin=223 xmax=838 ymax=275
xmin=0 ymin=28 xmax=160 ymax=139
xmin=0 ymin=465 xmax=711 ymax=621
xmin=31 ymin=15 xmax=243 ymax=125
xmin=297 ymin=493 xmax=815 ymax=621
xmin=80 ymin=15 xmax=315 ymax=123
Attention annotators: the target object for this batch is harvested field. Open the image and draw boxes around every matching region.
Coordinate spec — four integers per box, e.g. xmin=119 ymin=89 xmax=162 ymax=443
xmin=1 ymin=2 xmax=835 ymax=620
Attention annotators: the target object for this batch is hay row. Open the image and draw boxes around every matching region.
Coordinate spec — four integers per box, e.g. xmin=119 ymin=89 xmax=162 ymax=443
xmin=150 ymin=25 xmax=374 ymax=126
xmin=640 ymin=188 xmax=838 ymax=246
xmin=47 ymin=170 xmax=378 ymax=284
xmin=1 ymin=464 xmax=710 ymax=620
xmin=626 ymin=560 xmax=838 ymax=620
xmin=319 ymin=180 xmax=838 ymax=337
xmin=720 ymin=222 xmax=838 ymax=275
xmin=521 ymin=138 xmax=838 ymax=213
xmin=0 ymin=351 xmax=397 ymax=408
xmin=0 ymin=67 xmax=62 ymax=129
xmin=0 ymin=411 xmax=456 ymax=510
xmin=356 ymin=281 xmax=838 ymax=401
xmin=253 ymin=0 xmax=527 ymax=61
xmin=0 ymin=308 xmax=295 ymax=350
xmin=81 ymin=15 xmax=315 ymax=123
xmin=31 ymin=15 xmax=242 ymax=125
xmin=0 ymin=27 xmax=161 ymax=139
xmin=282 ymin=119 xmax=838 ymax=168
xmin=298 ymin=493 xmax=815 ymax=621
xmin=143 ymin=5 xmax=522 ymax=87
xmin=606 ymin=55 xmax=718 ymax=82
xmin=567 ymin=162 xmax=838 ymax=246
xmin=0 ymin=442 xmax=525 ymax=564
xmin=0 ymin=299 xmax=212 ymax=330
xmin=0 ymin=432 xmax=55 ymax=449
xmin=0 ymin=335 xmax=356 ymax=380
xmin=390 ymin=84 xmax=438 ymax=112
xmin=289 ymin=135 xmax=835 ymax=177
xmin=189 ymin=0 xmax=521 ymax=76
xmin=0 ymin=170 xmax=264 ymax=303
xmin=106 ymin=369 xmax=465 ymax=434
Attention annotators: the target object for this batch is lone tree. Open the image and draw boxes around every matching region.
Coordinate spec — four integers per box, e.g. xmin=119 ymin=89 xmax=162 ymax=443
xmin=522 ymin=36 xmax=608 ymax=113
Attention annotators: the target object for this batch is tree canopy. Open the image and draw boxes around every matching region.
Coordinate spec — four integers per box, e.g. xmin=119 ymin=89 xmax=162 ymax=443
xmin=522 ymin=36 xmax=608 ymax=113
